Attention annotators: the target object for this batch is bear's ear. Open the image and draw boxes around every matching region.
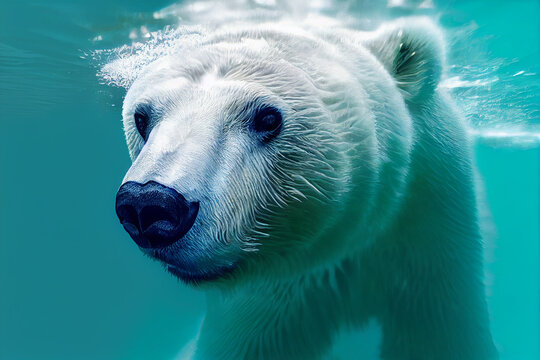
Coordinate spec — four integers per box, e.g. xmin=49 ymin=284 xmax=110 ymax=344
xmin=364 ymin=17 xmax=445 ymax=101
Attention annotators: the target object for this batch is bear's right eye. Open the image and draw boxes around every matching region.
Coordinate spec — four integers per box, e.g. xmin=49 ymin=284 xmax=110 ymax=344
xmin=134 ymin=105 xmax=151 ymax=141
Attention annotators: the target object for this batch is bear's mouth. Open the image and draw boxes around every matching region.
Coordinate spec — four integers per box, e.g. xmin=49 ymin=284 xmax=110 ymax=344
xmin=165 ymin=263 xmax=236 ymax=284
xmin=149 ymin=252 xmax=237 ymax=284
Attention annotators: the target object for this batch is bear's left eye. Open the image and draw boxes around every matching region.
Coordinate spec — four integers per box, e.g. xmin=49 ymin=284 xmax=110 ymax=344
xmin=251 ymin=106 xmax=283 ymax=143
xmin=134 ymin=104 xmax=152 ymax=141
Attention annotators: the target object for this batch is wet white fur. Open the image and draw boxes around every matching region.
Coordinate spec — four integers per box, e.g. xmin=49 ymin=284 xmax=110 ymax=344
xmin=117 ymin=17 xmax=497 ymax=360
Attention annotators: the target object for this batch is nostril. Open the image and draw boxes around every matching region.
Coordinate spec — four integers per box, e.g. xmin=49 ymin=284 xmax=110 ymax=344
xmin=116 ymin=204 xmax=140 ymax=232
xmin=139 ymin=205 xmax=176 ymax=232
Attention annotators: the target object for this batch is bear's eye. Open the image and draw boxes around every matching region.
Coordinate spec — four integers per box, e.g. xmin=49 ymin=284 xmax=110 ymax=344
xmin=251 ymin=106 xmax=282 ymax=143
xmin=134 ymin=104 xmax=152 ymax=141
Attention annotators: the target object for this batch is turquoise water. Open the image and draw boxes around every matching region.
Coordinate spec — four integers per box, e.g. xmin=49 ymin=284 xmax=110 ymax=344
xmin=0 ymin=1 xmax=538 ymax=359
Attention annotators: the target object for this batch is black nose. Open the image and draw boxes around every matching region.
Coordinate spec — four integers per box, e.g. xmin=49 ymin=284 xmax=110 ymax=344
xmin=115 ymin=181 xmax=199 ymax=249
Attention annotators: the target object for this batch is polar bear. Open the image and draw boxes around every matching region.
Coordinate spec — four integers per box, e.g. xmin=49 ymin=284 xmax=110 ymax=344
xmin=112 ymin=17 xmax=497 ymax=360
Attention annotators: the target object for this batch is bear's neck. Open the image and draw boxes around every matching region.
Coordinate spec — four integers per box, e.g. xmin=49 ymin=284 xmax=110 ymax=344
xmin=193 ymin=260 xmax=363 ymax=360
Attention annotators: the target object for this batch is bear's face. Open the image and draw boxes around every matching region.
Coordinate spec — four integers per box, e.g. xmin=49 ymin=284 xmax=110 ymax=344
xmin=114 ymin=19 xmax=439 ymax=284
xmin=117 ymin=41 xmax=354 ymax=284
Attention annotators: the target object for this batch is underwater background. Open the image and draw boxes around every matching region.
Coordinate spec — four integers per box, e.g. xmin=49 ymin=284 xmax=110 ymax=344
xmin=0 ymin=0 xmax=538 ymax=359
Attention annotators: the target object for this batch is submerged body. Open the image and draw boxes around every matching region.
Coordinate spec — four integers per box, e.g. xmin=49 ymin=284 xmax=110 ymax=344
xmin=111 ymin=16 xmax=497 ymax=360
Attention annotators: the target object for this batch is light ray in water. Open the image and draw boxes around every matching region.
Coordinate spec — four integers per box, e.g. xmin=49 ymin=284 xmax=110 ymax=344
xmin=470 ymin=128 xmax=540 ymax=148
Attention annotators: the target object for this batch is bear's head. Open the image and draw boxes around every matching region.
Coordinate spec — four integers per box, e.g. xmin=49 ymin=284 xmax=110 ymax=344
xmin=113 ymin=19 xmax=443 ymax=285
